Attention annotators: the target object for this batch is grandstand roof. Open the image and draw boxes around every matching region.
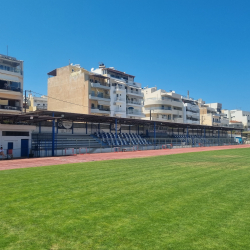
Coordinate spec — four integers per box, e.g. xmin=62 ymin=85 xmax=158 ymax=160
xmin=0 ymin=111 xmax=242 ymax=131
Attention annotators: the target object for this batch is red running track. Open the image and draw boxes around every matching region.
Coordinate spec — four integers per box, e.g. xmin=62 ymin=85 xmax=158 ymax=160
xmin=0 ymin=144 xmax=250 ymax=171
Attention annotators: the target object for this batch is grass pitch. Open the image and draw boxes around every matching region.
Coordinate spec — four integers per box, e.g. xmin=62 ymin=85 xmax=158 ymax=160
xmin=1 ymin=148 xmax=250 ymax=250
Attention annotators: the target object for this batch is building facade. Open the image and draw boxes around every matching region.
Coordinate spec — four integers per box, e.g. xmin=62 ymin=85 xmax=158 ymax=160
xmin=0 ymin=54 xmax=23 ymax=113
xmin=142 ymin=87 xmax=183 ymax=123
xmin=181 ymin=96 xmax=200 ymax=124
xmin=222 ymin=109 xmax=250 ymax=131
xmin=25 ymin=93 xmax=48 ymax=112
xmin=92 ymin=64 xmax=144 ymax=119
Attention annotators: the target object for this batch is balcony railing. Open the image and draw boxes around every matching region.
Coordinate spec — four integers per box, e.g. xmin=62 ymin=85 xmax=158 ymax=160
xmin=126 ymin=90 xmax=143 ymax=96
xmin=90 ymin=93 xmax=110 ymax=99
xmin=91 ymin=82 xmax=110 ymax=88
xmin=0 ymin=85 xmax=22 ymax=93
xmin=126 ymin=100 xmax=143 ymax=105
xmin=145 ymin=107 xmax=172 ymax=111
xmin=115 ymin=98 xmax=125 ymax=102
xmin=126 ymin=110 xmax=144 ymax=116
xmin=0 ymin=65 xmax=22 ymax=75
xmin=91 ymin=107 xmax=110 ymax=112
xmin=114 ymin=86 xmax=125 ymax=91
xmin=0 ymin=105 xmax=22 ymax=111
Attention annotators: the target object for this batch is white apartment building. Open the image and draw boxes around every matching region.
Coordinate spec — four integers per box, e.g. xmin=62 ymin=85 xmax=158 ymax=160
xmin=24 ymin=93 xmax=47 ymax=112
xmin=223 ymin=109 xmax=250 ymax=130
xmin=0 ymin=54 xmax=23 ymax=113
xmin=92 ymin=64 xmax=144 ymax=119
xmin=181 ymin=96 xmax=200 ymax=125
xmin=142 ymin=87 xmax=183 ymax=123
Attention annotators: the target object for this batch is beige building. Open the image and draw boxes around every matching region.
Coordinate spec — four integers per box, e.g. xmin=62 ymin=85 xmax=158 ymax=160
xmin=199 ymin=102 xmax=229 ymax=127
xmin=142 ymin=87 xmax=183 ymax=123
xmin=0 ymin=54 xmax=23 ymax=113
xmin=25 ymin=93 xmax=48 ymax=112
xmin=47 ymin=64 xmax=111 ymax=116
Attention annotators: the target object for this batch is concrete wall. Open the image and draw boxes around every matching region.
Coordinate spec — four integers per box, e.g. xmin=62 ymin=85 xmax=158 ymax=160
xmin=0 ymin=124 xmax=36 ymax=158
xmin=48 ymin=65 xmax=89 ymax=114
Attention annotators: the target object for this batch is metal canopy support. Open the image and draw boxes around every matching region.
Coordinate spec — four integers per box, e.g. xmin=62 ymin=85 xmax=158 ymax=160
xmin=154 ymin=122 xmax=156 ymax=146
xmin=86 ymin=122 xmax=88 ymax=134
xmin=218 ymin=129 xmax=220 ymax=145
xmin=138 ymin=125 xmax=139 ymax=135
xmin=115 ymin=118 xmax=117 ymax=140
xmin=110 ymin=123 xmax=111 ymax=133
xmin=204 ymin=128 xmax=206 ymax=138
xmin=72 ymin=121 xmax=74 ymax=134
xmin=98 ymin=123 xmax=100 ymax=133
xmin=129 ymin=125 xmax=131 ymax=133
xmin=52 ymin=113 xmax=55 ymax=157
xmin=39 ymin=122 xmax=41 ymax=134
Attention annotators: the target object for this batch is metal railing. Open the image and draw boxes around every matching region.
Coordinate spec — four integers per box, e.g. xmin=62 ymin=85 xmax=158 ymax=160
xmin=126 ymin=109 xmax=144 ymax=115
xmin=0 ymin=105 xmax=22 ymax=111
xmin=0 ymin=85 xmax=22 ymax=93
xmin=126 ymin=100 xmax=143 ymax=105
xmin=90 ymin=93 xmax=110 ymax=99
xmin=126 ymin=90 xmax=143 ymax=95
xmin=0 ymin=65 xmax=23 ymax=75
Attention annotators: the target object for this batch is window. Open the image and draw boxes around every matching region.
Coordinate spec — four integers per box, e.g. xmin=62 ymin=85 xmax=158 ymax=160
xmin=2 ymin=131 xmax=29 ymax=136
xmin=91 ymin=103 xmax=95 ymax=108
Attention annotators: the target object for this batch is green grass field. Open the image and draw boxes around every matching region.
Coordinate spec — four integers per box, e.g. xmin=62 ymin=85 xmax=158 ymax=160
xmin=1 ymin=148 xmax=250 ymax=250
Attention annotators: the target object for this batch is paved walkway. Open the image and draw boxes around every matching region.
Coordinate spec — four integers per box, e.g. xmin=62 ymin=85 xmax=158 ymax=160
xmin=0 ymin=144 xmax=249 ymax=171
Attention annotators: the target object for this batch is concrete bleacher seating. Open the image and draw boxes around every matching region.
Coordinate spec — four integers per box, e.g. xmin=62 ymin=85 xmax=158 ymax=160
xmin=32 ymin=133 xmax=103 ymax=150
xmin=94 ymin=132 xmax=150 ymax=147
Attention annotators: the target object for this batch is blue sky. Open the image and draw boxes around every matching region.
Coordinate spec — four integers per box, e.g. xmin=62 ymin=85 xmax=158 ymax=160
xmin=1 ymin=0 xmax=250 ymax=110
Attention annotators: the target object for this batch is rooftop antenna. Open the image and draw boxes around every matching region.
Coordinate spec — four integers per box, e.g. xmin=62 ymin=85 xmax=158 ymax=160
xmin=7 ymin=45 xmax=8 ymax=56
xmin=69 ymin=59 xmax=70 ymax=65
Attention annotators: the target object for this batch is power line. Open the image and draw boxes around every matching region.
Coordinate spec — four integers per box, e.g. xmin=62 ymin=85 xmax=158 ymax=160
xmin=27 ymin=90 xmax=123 ymax=113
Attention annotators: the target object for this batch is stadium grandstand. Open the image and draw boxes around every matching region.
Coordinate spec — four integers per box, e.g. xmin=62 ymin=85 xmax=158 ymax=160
xmin=0 ymin=111 xmax=242 ymax=158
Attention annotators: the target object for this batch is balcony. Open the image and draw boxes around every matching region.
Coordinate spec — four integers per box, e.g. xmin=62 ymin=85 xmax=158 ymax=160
xmin=144 ymin=98 xmax=182 ymax=108
xmin=113 ymin=86 xmax=125 ymax=93
xmin=186 ymin=119 xmax=200 ymax=125
xmin=126 ymin=100 xmax=143 ymax=106
xmin=0 ymin=64 xmax=23 ymax=75
xmin=91 ymin=107 xmax=110 ymax=115
xmin=114 ymin=109 xmax=125 ymax=115
xmin=0 ymin=84 xmax=22 ymax=93
xmin=91 ymin=82 xmax=110 ymax=90
xmin=0 ymin=105 xmax=22 ymax=111
xmin=89 ymin=93 xmax=110 ymax=102
xmin=114 ymin=97 xmax=125 ymax=105
xmin=126 ymin=90 xmax=143 ymax=97
xmin=186 ymin=111 xmax=199 ymax=118
xmin=126 ymin=109 xmax=145 ymax=117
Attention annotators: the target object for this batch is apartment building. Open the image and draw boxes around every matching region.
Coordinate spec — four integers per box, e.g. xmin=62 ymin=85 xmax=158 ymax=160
xmin=24 ymin=93 xmax=48 ymax=112
xmin=223 ymin=109 xmax=250 ymax=131
xmin=92 ymin=64 xmax=144 ymax=119
xmin=47 ymin=64 xmax=111 ymax=115
xmin=199 ymin=102 xmax=229 ymax=127
xmin=142 ymin=87 xmax=183 ymax=123
xmin=181 ymin=96 xmax=200 ymax=125
xmin=0 ymin=54 xmax=23 ymax=113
